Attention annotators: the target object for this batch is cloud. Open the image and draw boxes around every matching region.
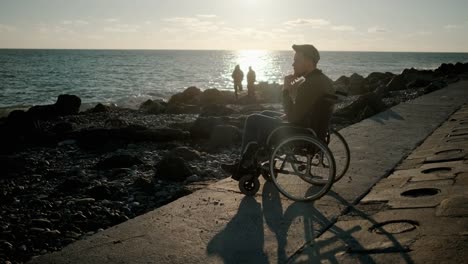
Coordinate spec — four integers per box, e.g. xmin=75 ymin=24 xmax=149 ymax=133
xmin=0 ymin=24 xmax=15 ymax=32
xmin=331 ymin=25 xmax=355 ymax=31
xmin=104 ymin=24 xmax=140 ymax=33
xmin=284 ymin=18 xmax=330 ymax=28
xmin=444 ymin=24 xmax=461 ymax=30
xmin=62 ymin=20 xmax=89 ymax=26
xmin=368 ymin=26 xmax=387 ymax=33
xmin=416 ymin=31 xmax=432 ymax=35
xmin=196 ymin=14 xmax=218 ymax=19
xmin=105 ymin=18 xmax=119 ymax=23
xmin=38 ymin=24 xmax=75 ymax=34
xmin=162 ymin=16 xmax=222 ymax=33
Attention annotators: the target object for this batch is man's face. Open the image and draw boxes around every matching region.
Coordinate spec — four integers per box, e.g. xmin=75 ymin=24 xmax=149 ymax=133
xmin=292 ymin=52 xmax=312 ymax=77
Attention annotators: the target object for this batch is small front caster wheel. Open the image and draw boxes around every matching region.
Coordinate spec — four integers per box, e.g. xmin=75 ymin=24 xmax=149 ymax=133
xmin=238 ymin=175 xmax=260 ymax=196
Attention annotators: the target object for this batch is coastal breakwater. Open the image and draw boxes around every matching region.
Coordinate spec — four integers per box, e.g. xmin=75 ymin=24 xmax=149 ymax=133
xmin=0 ymin=62 xmax=468 ymax=263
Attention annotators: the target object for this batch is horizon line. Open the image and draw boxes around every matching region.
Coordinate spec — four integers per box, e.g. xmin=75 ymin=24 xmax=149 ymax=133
xmin=1 ymin=48 xmax=468 ymax=54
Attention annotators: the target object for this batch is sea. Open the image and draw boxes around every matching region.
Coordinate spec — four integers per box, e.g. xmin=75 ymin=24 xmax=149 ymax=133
xmin=1 ymin=49 xmax=468 ymax=110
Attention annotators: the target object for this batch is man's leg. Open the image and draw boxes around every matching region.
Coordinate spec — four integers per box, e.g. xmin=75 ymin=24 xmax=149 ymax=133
xmin=234 ymin=83 xmax=238 ymax=99
xmin=222 ymin=113 xmax=283 ymax=179
xmin=240 ymin=113 xmax=283 ymax=153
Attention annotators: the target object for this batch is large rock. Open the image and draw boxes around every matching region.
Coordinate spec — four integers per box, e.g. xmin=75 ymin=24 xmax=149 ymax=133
xmin=88 ymin=103 xmax=111 ymax=113
xmin=199 ymin=89 xmax=235 ymax=106
xmin=55 ymin=94 xmax=81 ymax=115
xmin=454 ymin=62 xmax=468 ymax=74
xmin=168 ymin=146 xmax=201 ymax=161
xmin=334 ymin=92 xmax=387 ymax=122
xmin=386 ymin=75 xmax=407 ymax=91
xmin=209 ymin=125 xmax=242 ymax=148
xmin=168 ymin=86 xmax=202 ymax=105
xmin=155 ymin=155 xmax=193 ymax=182
xmin=348 ymin=73 xmax=368 ymax=95
xmin=28 ymin=94 xmax=81 ymax=119
xmin=333 ymin=75 xmax=350 ymax=95
xmin=139 ymin=99 xmax=167 ymax=114
xmin=366 ymin=72 xmax=394 ymax=91
xmin=434 ymin=63 xmax=455 ymax=76
xmin=401 ymin=68 xmax=434 ymax=83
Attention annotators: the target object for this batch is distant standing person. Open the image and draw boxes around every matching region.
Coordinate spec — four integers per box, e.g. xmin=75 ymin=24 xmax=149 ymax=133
xmin=232 ymin=65 xmax=244 ymax=99
xmin=247 ymin=66 xmax=256 ymax=97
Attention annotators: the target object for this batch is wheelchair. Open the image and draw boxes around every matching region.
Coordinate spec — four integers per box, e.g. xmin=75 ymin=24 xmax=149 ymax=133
xmin=237 ymin=99 xmax=350 ymax=202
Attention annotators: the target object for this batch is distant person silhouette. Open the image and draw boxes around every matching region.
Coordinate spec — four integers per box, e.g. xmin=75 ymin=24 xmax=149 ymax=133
xmin=231 ymin=65 xmax=244 ymax=99
xmin=247 ymin=66 xmax=256 ymax=97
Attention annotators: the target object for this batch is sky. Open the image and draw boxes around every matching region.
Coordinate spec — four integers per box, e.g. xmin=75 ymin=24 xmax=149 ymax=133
xmin=0 ymin=0 xmax=467 ymax=52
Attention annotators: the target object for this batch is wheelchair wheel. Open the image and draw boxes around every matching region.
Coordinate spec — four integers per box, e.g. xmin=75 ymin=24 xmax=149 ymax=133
xmin=269 ymin=136 xmax=336 ymax=202
xmin=326 ymin=129 xmax=350 ymax=182
xmin=238 ymin=174 xmax=260 ymax=196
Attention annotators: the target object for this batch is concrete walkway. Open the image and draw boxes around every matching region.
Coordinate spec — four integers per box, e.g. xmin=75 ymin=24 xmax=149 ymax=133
xmin=293 ymin=103 xmax=468 ymax=263
xmin=30 ymin=81 xmax=468 ymax=264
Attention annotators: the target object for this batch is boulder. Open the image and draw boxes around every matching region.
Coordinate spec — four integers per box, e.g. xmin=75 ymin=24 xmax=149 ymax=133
xmin=168 ymin=86 xmax=202 ymax=105
xmin=209 ymin=125 xmax=242 ymax=148
xmin=131 ymin=177 xmax=155 ymax=193
xmin=55 ymin=94 xmax=82 ymax=116
xmin=401 ymin=68 xmax=434 ymax=83
xmin=454 ymin=62 xmax=468 ymax=74
xmin=334 ymin=92 xmax=387 ymax=122
xmin=88 ymin=103 xmax=111 ymax=113
xmin=348 ymin=73 xmax=368 ymax=95
xmin=386 ymin=75 xmax=407 ymax=91
xmin=155 ymin=155 xmax=193 ymax=182
xmin=27 ymin=94 xmax=81 ymax=119
xmin=434 ymin=63 xmax=455 ymax=76
xmin=139 ymin=99 xmax=166 ymax=114
xmin=333 ymin=75 xmax=350 ymax=94
xmin=199 ymin=89 xmax=234 ymax=106
xmin=168 ymin=146 xmax=201 ymax=161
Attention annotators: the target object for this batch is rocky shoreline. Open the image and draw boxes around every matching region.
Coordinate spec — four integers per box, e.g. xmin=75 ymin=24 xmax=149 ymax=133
xmin=1 ymin=62 xmax=468 ymax=263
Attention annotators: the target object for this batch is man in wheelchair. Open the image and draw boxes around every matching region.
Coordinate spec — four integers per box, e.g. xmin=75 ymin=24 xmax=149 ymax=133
xmin=221 ymin=44 xmax=336 ymax=180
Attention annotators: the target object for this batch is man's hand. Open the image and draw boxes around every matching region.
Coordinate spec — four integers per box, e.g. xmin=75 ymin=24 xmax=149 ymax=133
xmin=283 ymin=74 xmax=296 ymax=92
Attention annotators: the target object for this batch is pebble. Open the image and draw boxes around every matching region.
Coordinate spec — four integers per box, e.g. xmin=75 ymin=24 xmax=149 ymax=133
xmin=74 ymin=198 xmax=96 ymax=204
xmin=0 ymin=241 xmax=13 ymax=250
xmin=31 ymin=218 xmax=52 ymax=228
xmin=186 ymin=175 xmax=200 ymax=183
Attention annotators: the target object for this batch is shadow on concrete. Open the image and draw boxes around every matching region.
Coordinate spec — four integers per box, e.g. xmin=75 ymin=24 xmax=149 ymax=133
xmin=262 ymin=182 xmax=365 ymax=263
xmin=207 ymin=184 xmax=414 ymax=264
xmin=370 ymin=109 xmax=404 ymax=124
xmin=206 ymin=196 xmax=270 ymax=264
xmin=323 ymin=190 xmax=415 ymax=264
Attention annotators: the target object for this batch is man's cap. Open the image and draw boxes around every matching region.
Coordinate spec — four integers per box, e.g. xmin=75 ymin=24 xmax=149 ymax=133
xmin=292 ymin=44 xmax=320 ymax=63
